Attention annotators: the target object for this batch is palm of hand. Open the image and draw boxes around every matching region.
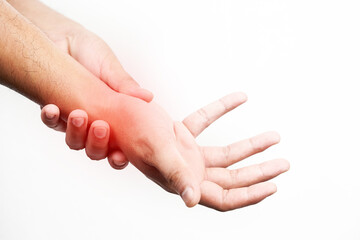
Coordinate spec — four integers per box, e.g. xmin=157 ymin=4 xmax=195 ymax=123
xmin=114 ymin=92 xmax=289 ymax=211
xmin=50 ymin=29 xmax=289 ymax=211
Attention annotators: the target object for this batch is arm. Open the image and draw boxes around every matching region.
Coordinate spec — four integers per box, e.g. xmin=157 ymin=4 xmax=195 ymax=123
xmin=6 ymin=0 xmax=82 ymax=36
xmin=0 ymin=0 xmax=180 ymax=201
xmin=6 ymin=0 xmax=153 ymax=101
xmin=6 ymin=0 xmax=151 ymax=166
xmin=0 ymin=0 xmax=289 ymax=210
xmin=0 ymin=0 xmax=99 ymax=112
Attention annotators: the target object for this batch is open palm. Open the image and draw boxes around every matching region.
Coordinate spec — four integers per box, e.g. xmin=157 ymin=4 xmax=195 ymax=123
xmin=182 ymin=92 xmax=289 ymax=211
xmin=118 ymin=92 xmax=289 ymax=211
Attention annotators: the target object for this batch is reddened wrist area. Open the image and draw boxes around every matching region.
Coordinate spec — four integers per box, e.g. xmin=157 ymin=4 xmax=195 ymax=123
xmin=89 ymin=92 xmax=176 ymax=166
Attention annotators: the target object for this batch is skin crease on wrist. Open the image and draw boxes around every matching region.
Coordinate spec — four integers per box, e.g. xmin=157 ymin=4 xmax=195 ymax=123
xmin=0 ymin=0 xmax=290 ymax=210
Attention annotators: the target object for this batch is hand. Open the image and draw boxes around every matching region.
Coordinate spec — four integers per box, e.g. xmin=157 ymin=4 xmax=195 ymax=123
xmin=42 ymin=19 xmax=152 ymax=167
xmin=180 ymin=93 xmax=289 ymax=210
xmin=2 ymin=1 xmax=288 ymax=211
xmin=48 ymin=26 xmax=153 ymax=101
xmin=41 ymin=105 xmax=128 ymax=169
xmin=6 ymin=0 xmax=148 ymax=167
xmin=108 ymin=92 xmax=289 ymax=211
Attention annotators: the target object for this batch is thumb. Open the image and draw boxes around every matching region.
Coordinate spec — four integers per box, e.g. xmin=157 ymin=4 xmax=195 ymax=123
xmin=119 ymin=84 xmax=154 ymax=103
xmin=101 ymin=56 xmax=153 ymax=102
xmin=155 ymin=147 xmax=201 ymax=208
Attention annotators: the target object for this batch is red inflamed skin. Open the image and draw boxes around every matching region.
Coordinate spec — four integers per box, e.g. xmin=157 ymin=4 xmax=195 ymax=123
xmin=0 ymin=0 xmax=289 ymax=211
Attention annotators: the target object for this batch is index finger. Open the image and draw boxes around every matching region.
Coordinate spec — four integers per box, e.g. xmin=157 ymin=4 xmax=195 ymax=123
xmin=182 ymin=92 xmax=247 ymax=137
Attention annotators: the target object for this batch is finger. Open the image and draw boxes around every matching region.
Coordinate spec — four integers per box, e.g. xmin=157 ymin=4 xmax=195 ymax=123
xmin=85 ymin=120 xmax=110 ymax=160
xmin=203 ymin=131 xmax=281 ymax=168
xmin=154 ymin=144 xmax=201 ymax=208
xmin=41 ymin=104 xmax=67 ymax=132
xmin=65 ymin=110 xmax=88 ymax=150
xmin=205 ymin=158 xmax=290 ymax=189
xmin=183 ymin=92 xmax=247 ymax=137
xmin=108 ymin=150 xmax=129 ymax=170
xmin=200 ymin=181 xmax=277 ymax=212
xmin=101 ymin=54 xmax=154 ymax=102
xmin=119 ymin=82 xmax=154 ymax=103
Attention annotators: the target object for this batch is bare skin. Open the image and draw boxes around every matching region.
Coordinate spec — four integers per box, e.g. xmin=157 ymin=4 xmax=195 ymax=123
xmin=7 ymin=0 xmax=152 ymax=167
xmin=0 ymin=0 xmax=289 ymax=210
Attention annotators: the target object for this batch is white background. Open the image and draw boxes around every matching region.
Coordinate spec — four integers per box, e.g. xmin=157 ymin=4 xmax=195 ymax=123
xmin=1 ymin=0 xmax=359 ymax=239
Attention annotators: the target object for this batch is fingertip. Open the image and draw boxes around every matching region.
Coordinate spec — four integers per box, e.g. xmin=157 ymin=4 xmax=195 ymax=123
xmin=85 ymin=147 xmax=108 ymax=160
xmin=68 ymin=109 xmax=88 ymax=129
xmin=41 ymin=104 xmax=60 ymax=123
xmin=181 ymin=185 xmax=201 ymax=208
xmin=108 ymin=151 xmax=129 ymax=170
xmin=181 ymin=187 xmax=195 ymax=207
xmin=69 ymin=109 xmax=88 ymax=119
xmin=232 ymin=91 xmax=248 ymax=103
xmin=260 ymin=158 xmax=290 ymax=182
xmin=270 ymin=131 xmax=281 ymax=143
xmin=45 ymin=109 xmax=57 ymax=120
xmin=41 ymin=105 xmax=67 ymax=131
xmin=91 ymin=120 xmax=110 ymax=130
xmin=43 ymin=104 xmax=59 ymax=114
xmin=85 ymin=120 xmax=110 ymax=160
xmin=142 ymin=89 xmax=154 ymax=102
xmin=262 ymin=131 xmax=281 ymax=144
xmin=126 ymin=88 xmax=154 ymax=102
xmin=222 ymin=91 xmax=247 ymax=111
xmin=268 ymin=182 xmax=277 ymax=195
xmin=91 ymin=120 xmax=110 ymax=140
xmin=93 ymin=127 xmax=108 ymax=139
xmin=65 ymin=109 xmax=89 ymax=150
xmin=251 ymin=182 xmax=278 ymax=203
xmin=255 ymin=182 xmax=278 ymax=200
xmin=279 ymin=158 xmax=290 ymax=172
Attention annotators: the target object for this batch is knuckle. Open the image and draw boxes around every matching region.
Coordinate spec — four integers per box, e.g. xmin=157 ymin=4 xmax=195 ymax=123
xmin=249 ymin=137 xmax=263 ymax=152
xmin=257 ymin=164 xmax=266 ymax=179
xmin=219 ymin=189 xmax=230 ymax=212
xmin=229 ymin=169 xmax=239 ymax=184
xmin=166 ymin=169 xmax=182 ymax=189
xmin=218 ymin=97 xmax=230 ymax=111
xmin=196 ymin=108 xmax=211 ymax=128
xmin=222 ymin=145 xmax=231 ymax=163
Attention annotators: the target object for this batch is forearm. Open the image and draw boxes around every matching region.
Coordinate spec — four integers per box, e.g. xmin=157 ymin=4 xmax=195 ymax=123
xmin=6 ymin=0 xmax=82 ymax=39
xmin=0 ymin=0 xmax=169 ymax=165
xmin=0 ymin=0 xmax=110 ymax=117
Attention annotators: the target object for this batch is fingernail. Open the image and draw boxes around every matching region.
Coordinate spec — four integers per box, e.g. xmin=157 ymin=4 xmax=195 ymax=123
xmin=72 ymin=117 xmax=84 ymax=128
xmin=94 ymin=127 xmax=107 ymax=139
xmin=114 ymin=162 xmax=127 ymax=168
xmin=181 ymin=187 xmax=194 ymax=206
xmin=45 ymin=111 xmax=55 ymax=120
